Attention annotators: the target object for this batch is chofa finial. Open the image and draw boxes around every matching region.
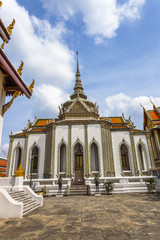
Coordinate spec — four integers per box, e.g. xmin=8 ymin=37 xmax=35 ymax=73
xmin=17 ymin=61 xmax=24 ymax=76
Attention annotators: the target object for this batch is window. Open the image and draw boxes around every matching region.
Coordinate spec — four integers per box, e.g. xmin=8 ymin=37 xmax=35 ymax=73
xmin=31 ymin=146 xmax=38 ymax=174
xmin=15 ymin=147 xmax=22 ymax=171
xmin=138 ymin=144 xmax=145 ymax=171
xmin=60 ymin=144 xmax=66 ymax=172
xmin=91 ymin=142 xmax=99 ymax=171
xmin=121 ymin=144 xmax=130 ymax=171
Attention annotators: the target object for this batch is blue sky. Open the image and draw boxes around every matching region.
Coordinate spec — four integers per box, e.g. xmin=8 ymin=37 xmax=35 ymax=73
xmin=1 ymin=0 xmax=160 ymax=155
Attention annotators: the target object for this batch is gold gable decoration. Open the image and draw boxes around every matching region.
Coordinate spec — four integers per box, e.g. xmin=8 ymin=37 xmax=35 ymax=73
xmin=1 ymin=19 xmax=15 ymax=49
xmin=28 ymin=79 xmax=35 ymax=95
xmin=2 ymin=90 xmax=21 ymax=116
xmin=0 ymin=1 xmax=2 ymax=7
xmin=17 ymin=61 xmax=24 ymax=76
xmin=69 ymin=101 xmax=89 ymax=114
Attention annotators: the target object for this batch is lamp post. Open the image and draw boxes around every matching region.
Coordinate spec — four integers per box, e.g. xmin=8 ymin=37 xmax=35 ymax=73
xmin=30 ymin=157 xmax=34 ymax=188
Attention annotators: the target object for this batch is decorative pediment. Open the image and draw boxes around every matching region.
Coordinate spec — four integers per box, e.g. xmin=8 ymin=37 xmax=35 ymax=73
xmin=68 ymin=100 xmax=89 ymax=114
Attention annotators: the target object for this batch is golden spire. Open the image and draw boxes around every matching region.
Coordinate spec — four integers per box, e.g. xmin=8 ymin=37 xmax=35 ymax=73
xmin=76 ymin=50 xmax=80 ymax=77
xmin=14 ymin=164 xmax=24 ymax=177
xmin=17 ymin=61 xmax=24 ymax=76
xmin=29 ymin=79 xmax=35 ymax=95
xmin=70 ymin=51 xmax=87 ymax=100
xmin=0 ymin=1 xmax=2 ymax=7
xmin=7 ymin=19 xmax=15 ymax=35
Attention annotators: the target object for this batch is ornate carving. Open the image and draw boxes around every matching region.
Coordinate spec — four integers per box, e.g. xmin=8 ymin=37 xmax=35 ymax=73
xmin=1 ymin=19 xmax=15 ymax=49
xmin=17 ymin=61 xmax=24 ymax=76
xmin=28 ymin=79 xmax=35 ymax=95
xmin=2 ymin=90 xmax=21 ymax=116
xmin=7 ymin=19 xmax=15 ymax=35
xmin=1 ymin=42 xmax=5 ymax=49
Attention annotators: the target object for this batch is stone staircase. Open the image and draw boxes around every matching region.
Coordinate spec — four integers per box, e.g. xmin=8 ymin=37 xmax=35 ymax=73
xmin=9 ymin=190 xmax=41 ymax=216
xmin=70 ymin=184 xmax=88 ymax=196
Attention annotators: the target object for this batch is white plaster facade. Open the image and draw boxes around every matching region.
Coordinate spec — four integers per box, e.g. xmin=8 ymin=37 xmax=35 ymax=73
xmin=7 ymin=121 xmax=153 ymax=182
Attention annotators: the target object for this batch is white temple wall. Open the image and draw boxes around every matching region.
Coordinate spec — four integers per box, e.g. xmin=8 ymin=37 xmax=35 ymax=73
xmin=27 ymin=134 xmax=46 ymax=179
xmin=111 ymin=131 xmax=132 ymax=177
xmin=88 ymin=124 xmax=104 ymax=177
xmin=72 ymin=125 xmax=85 ymax=145
xmin=134 ymin=135 xmax=151 ymax=170
xmin=54 ymin=126 xmax=68 ymax=176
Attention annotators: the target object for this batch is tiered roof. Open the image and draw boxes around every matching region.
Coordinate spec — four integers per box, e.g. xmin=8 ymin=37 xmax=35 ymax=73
xmin=142 ymin=101 xmax=160 ymax=131
xmin=58 ymin=51 xmax=99 ymax=121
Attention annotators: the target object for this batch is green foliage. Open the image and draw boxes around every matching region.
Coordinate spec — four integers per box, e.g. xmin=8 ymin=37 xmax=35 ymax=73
xmin=145 ymin=178 xmax=156 ymax=184
xmin=104 ymin=181 xmax=114 ymax=194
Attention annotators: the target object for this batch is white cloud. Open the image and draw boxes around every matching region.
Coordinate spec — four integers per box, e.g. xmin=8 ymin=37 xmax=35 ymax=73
xmin=41 ymin=0 xmax=145 ymax=42
xmin=104 ymin=93 xmax=160 ymax=128
xmin=1 ymin=0 xmax=74 ymax=87
xmin=0 ymin=143 xmax=9 ymax=158
xmin=34 ymin=84 xmax=70 ymax=115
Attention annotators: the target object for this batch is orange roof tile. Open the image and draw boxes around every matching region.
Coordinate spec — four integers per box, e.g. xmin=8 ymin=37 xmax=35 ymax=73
xmin=32 ymin=128 xmax=45 ymax=132
xmin=148 ymin=110 xmax=160 ymax=120
xmin=110 ymin=117 xmax=122 ymax=124
xmin=112 ymin=126 xmax=126 ymax=129
xmin=0 ymin=160 xmax=7 ymax=167
xmin=16 ymin=133 xmax=25 ymax=136
xmin=36 ymin=120 xmax=48 ymax=126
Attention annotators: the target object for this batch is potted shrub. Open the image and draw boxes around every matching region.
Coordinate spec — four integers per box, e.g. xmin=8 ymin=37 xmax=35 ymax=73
xmin=104 ymin=181 xmax=114 ymax=195
xmin=145 ymin=178 xmax=156 ymax=194
xmin=42 ymin=185 xmax=49 ymax=197
xmin=94 ymin=175 xmax=100 ymax=192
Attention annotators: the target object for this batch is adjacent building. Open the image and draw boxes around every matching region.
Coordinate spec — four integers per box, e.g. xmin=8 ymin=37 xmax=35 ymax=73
xmin=142 ymin=101 xmax=160 ymax=177
xmin=0 ymin=1 xmax=33 ymax=173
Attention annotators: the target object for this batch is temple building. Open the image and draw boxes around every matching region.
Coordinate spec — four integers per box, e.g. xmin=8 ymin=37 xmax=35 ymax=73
xmin=6 ymin=52 xmax=154 ymax=183
xmin=142 ymin=101 xmax=160 ymax=177
xmin=0 ymin=156 xmax=7 ymax=176
xmin=0 ymin=2 xmax=33 ymax=161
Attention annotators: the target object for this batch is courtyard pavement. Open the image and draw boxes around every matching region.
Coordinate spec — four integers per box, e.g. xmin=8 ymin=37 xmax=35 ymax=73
xmin=0 ymin=193 xmax=160 ymax=240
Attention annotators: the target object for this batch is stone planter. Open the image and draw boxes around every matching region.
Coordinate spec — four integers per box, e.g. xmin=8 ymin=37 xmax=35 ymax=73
xmin=146 ymin=183 xmax=156 ymax=194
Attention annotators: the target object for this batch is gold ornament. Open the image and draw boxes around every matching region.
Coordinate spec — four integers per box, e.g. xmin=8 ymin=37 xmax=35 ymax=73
xmin=29 ymin=79 xmax=35 ymax=95
xmin=0 ymin=1 xmax=2 ymax=7
xmin=14 ymin=164 xmax=24 ymax=177
xmin=17 ymin=61 xmax=24 ymax=76
xmin=2 ymin=90 xmax=21 ymax=116
xmin=1 ymin=42 xmax=5 ymax=49
xmin=7 ymin=19 xmax=15 ymax=35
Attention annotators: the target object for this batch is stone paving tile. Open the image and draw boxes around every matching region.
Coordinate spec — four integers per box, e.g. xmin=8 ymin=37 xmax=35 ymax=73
xmin=0 ymin=193 xmax=160 ymax=240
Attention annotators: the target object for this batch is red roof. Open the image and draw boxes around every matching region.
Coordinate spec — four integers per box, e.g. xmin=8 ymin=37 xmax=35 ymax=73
xmin=0 ymin=48 xmax=31 ymax=98
xmin=148 ymin=110 xmax=160 ymax=120
xmin=0 ymin=18 xmax=10 ymax=43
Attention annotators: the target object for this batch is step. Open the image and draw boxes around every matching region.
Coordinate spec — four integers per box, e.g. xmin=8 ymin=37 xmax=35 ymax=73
xmin=10 ymin=193 xmax=28 ymax=200
xmin=23 ymin=201 xmax=37 ymax=210
xmin=23 ymin=203 xmax=40 ymax=216
xmin=23 ymin=200 xmax=36 ymax=208
xmin=9 ymin=191 xmax=25 ymax=196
